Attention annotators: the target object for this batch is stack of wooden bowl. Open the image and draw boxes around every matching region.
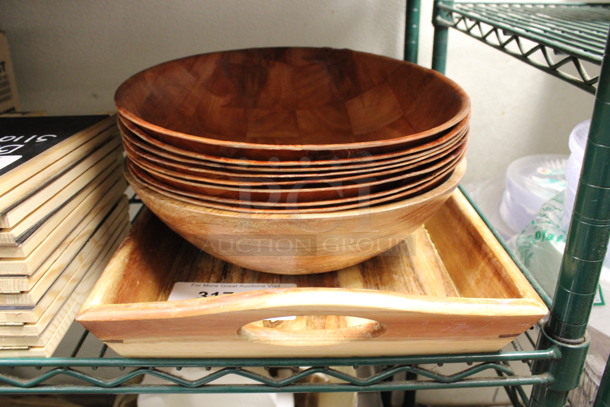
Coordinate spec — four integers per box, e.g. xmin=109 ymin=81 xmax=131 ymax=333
xmin=115 ymin=47 xmax=470 ymax=274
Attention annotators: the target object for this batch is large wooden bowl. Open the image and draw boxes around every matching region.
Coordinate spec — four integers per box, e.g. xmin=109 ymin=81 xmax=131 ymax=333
xmin=125 ymin=159 xmax=466 ymax=274
xmin=119 ymin=113 xmax=469 ymax=170
xmin=115 ymin=47 xmax=470 ymax=161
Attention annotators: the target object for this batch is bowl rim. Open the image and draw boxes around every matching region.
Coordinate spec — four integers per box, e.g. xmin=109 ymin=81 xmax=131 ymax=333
xmin=119 ymin=111 xmax=470 ymax=168
xmin=115 ymin=46 xmax=471 ymax=152
xmin=126 ymin=158 xmax=467 ymax=220
xmin=126 ymin=135 xmax=466 ymax=187
xmin=131 ymin=142 xmax=466 ymax=195
xmin=123 ymin=127 xmax=469 ymax=182
xmin=126 ymin=156 xmax=460 ymax=214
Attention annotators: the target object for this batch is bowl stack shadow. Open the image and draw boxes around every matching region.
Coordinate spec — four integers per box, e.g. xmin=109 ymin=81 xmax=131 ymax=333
xmin=115 ymin=47 xmax=470 ymax=274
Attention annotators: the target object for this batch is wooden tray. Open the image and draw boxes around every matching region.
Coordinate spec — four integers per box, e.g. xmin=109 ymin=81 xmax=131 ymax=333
xmin=77 ymin=190 xmax=548 ymax=358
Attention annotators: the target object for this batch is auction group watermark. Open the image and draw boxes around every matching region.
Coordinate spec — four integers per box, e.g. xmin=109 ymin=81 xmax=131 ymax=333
xmin=203 ymin=234 xmax=412 ymax=256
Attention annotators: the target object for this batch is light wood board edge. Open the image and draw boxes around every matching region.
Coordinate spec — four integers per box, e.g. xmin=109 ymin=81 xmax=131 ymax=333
xmin=0 ymin=191 xmax=128 ymax=323
xmin=0 ymin=196 xmax=129 ymax=306
xmin=0 ymin=222 xmax=128 ymax=356
xmin=0 ymin=213 xmax=129 ymax=336
xmin=0 ymin=163 xmax=126 ymax=258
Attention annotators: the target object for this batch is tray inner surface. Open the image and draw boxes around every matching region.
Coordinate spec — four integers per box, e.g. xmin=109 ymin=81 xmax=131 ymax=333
xmin=104 ymin=192 xmax=532 ymax=333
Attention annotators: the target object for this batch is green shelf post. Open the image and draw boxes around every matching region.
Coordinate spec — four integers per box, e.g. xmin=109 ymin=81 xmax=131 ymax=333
xmin=531 ymin=28 xmax=610 ymax=407
xmin=404 ymin=0 xmax=421 ymax=63
xmin=432 ymin=0 xmax=453 ymax=73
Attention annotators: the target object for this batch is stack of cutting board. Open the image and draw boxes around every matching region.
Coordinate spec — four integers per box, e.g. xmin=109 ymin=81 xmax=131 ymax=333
xmin=0 ymin=114 xmax=130 ymax=356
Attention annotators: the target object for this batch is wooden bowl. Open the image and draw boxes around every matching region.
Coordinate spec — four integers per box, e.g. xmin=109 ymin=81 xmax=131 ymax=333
xmin=124 ymin=159 xmax=466 ymax=274
xmin=119 ymin=113 xmax=469 ymax=170
xmin=115 ymin=47 xmax=470 ymax=161
xmin=126 ymin=136 xmax=467 ymax=187
xmin=122 ymin=124 xmax=468 ymax=183
xmin=128 ymin=145 xmax=465 ymax=204
xmin=126 ymin=157 xmax=464 ymax=214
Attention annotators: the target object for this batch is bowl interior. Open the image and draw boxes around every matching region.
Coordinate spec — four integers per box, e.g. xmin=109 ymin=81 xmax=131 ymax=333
xmin=116 ymin=47 xmax=469 ymax=151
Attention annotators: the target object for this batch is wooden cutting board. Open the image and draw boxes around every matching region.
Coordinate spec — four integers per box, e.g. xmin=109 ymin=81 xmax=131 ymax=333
xmin=0 ymin=165 xmax=126 ymax=258
xmin=0 ymin=196 xmax=128 ymax=306
xmin=0 ymin=192 xmax=128 ymax=293
xmin=0 ymin=202 xmax=128 ymax=335
xmin=0 ymin=136 xmax=122 ymax=228
xmin=0 ymin=192 xmax=127 ymax=324
xmin=0 ymin=222 xmax=128 ymax=356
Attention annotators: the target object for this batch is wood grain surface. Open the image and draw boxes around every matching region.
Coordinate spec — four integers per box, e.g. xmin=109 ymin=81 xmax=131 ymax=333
xmin=0 ymin=194 xmax=128 ymax=324
xmin=0 ymin=147 xmax=122 ymax=244
xmin=128 ymin=136 xmax=466 ymax=188
xmin=0 ymin=164 xmax=126 ymax=258
xmin=0 ymin=192 xmax=129 ymax=292
xmin=0 ymin=116 xmax=116 ymax=197
xmin=121 ymin=120 xmax=467 ymax=182
xmin=0 ymin=125 xmax=119 ymax=221
xmin=119 ymin=111 xmax=469 ymax=166
xmin=127 ymin=146 xmax=465 ymax=204
xmin=0 ymin=208 xmax=128 ymax=337
xmin=0 ymin=197 xmax=128 ymax=306
xmin=0 ymin=220 xmax=128 ymax=356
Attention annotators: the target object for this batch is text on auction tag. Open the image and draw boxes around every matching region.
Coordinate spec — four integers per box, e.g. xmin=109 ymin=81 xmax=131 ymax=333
xmin=168 ymin=282 xmax=297 ymax=301
xmin=168 ymin=282 xmax=298 ymax=321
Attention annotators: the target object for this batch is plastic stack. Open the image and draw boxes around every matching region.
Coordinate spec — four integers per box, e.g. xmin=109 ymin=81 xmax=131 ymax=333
xmin=499 ymin=154 xmax=568 ymax=235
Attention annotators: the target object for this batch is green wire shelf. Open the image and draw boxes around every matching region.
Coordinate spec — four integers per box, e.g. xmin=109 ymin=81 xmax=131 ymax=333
xmin=434 ymin=2 xmax=610 ymax=93
xmin=0 ymin=323 xmax=555 ymax=398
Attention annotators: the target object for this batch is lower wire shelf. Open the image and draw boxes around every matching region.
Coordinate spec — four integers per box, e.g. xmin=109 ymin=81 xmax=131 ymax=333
xmin=0 ymin=324 xmax=555 ymax=400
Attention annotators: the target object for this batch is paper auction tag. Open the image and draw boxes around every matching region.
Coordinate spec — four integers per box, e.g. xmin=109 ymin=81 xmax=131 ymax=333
xmin=168 ymin=282 xmax=298 ymax=321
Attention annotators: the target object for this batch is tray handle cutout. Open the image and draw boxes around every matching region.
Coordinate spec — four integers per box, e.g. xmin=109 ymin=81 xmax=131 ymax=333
xmin=238 ymin=315 xmax=386 ymax=346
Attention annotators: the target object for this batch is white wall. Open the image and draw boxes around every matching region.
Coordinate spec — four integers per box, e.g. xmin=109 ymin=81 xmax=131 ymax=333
xmin=0 ymin=0 xmax=599 ymax=183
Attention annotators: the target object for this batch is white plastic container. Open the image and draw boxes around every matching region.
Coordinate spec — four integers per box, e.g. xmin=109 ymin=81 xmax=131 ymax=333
xmin=499 ymin=154 xmax=568 ymax=234
xmin=500 ymin=187 xmax=538 ymax=235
